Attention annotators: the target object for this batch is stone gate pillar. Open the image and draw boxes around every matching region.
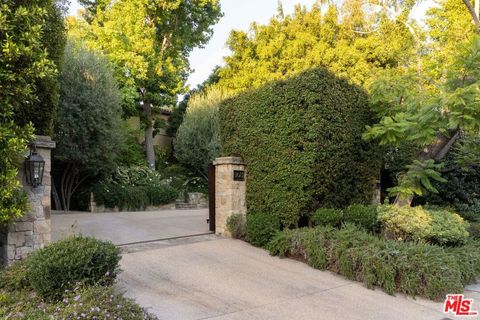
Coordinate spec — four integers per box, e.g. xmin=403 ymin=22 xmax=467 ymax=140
xmin=213 ymin=156 xmax=246 ymax=236
xmin=0 ymin=135 xmax=55 ymax=266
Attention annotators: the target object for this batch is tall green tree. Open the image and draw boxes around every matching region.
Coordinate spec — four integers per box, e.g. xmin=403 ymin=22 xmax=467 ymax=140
xmin=174 ymin=87 xmax=231 ymax=179
xmin=0 ymin=0 xmax=60 ymax=223
xmin=54 ymin=41 xmax=124 ymax=211
xmin=68 ymin=0 xmax=222 ymax=169
xmin=216 ymin=1 xmax=416 ymax=93
xmin=363 ymin=0 xmax=480 ymax=204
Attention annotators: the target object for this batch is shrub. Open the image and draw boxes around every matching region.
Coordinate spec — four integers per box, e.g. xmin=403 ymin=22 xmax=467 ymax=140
xmin=246 ymin=213 xmax=280 ymax=247
xmin=267 ymin=224 xmax=475 ymax=300
xmin=175 ymin=87 xmax=232 ymax=177
xmin=312 ymin=208 xmax=343 ymax=227
xmin=93 ymin=182 xmax=178 ymax=210
xmin=0 ymin=259 xmax=31 ymax=291
xmin=227 ymin=213 xmax=246 ymax=239
xmin=220 ymin=68 xmax=380 ymax=228
xmin=343 ymin=204 xmax=379 ymax=233
xmin=51 ymin=286 xmax=157 ymax=319
xmin=468 ymin=222 xmax=480 ymax=238
xmin=378 ymin=205 xmax=469 ymax=245
xmin=0 ymin=285 xmax=157 ymax=319
xmin=28 ymin=236 xmax=121 ymax=300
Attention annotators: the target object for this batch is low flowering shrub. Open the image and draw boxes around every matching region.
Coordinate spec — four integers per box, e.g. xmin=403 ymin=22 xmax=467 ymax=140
xmin=378 ymin=205 xmax=469 ymax=245
xmin=0 ymin=285 xmax=157 ymax=319
xmin=28 ymin=236 xmax=121 ymax=300
xmin=226 ymin=213 xmax=246 ymax=239
xmin=246 ymin=213 xmax=280 ymax=247
xmin=267 ymin=224 xmax=480 ymax=301
xmin=311 ymin=208 xmax=343 ymax=227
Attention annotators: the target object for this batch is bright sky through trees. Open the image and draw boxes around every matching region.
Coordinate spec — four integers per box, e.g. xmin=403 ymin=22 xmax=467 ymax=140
xmin=68 ymin=0 xmax=433 ymax=89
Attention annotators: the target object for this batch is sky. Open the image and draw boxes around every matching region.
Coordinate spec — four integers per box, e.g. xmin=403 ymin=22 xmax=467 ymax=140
xmin=67 ymin=0 xmax=433 ymax=89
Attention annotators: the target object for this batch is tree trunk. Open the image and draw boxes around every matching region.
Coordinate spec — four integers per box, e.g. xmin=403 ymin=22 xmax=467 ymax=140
xmin=58 ymin=163 xmax=88 ymax=211
xmin=394 ymin=130 xmax=460 ymax=206
xmin=144 ymin=102 xmax=156 ymax=170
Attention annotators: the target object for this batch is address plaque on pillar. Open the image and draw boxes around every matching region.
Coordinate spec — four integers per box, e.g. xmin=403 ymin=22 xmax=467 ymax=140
xmin=233 ymin=170 xmax=245 ymax=181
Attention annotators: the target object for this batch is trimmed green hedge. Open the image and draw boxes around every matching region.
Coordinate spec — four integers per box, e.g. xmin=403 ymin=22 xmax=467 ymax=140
xmin=220 ymin=68 xmax=380 ymax=227
xmin=267 ymin=225 xmax=480 ymax=301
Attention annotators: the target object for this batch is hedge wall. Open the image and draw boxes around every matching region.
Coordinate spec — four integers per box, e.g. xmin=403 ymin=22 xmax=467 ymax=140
xmin=220 ymin=68 xmax=381 ymax=227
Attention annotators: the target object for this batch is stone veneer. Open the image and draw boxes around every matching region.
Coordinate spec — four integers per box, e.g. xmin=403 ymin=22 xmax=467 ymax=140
xmin=0 ymin=136 xmax=55 ymax=266
xmin=213 ymin=157 xmax=246 ymax=236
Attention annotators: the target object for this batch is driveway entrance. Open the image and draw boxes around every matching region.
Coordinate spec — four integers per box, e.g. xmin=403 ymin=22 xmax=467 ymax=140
xmin=51 ymin=208 xmax=210 ymax=245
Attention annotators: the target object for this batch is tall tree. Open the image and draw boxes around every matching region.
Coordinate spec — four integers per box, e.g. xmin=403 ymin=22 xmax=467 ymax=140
xmin=216 ymin=2 xmax=417 ymax=93
xmin=363 ymin=0 xmax=480 ymax=204
xmin=54 ymin=41 xmax=124 ymax=211
xmin=68 ymin=0 xmax=222 ymax=169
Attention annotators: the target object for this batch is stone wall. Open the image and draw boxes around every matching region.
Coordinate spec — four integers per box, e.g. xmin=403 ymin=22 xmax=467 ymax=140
xmin=213 ymin=157 xmax=246 ymax=236
xmin=0 ymin=136 xmax=55 ymax=266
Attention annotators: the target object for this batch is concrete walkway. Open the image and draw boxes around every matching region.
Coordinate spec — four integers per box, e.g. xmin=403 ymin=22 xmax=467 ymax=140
xmin=51 ymin=209 xmax=210 ymax=245
xmin=118 ymin=236 xmax=475 ymax=320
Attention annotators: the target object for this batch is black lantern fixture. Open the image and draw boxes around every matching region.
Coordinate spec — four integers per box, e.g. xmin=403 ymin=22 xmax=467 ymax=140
xmin=25 ymin=146 xmax=45 ymax=188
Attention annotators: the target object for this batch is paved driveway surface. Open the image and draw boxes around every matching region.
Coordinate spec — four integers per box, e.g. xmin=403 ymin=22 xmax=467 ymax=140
xmin=52 ymin=209 xmax=210 ymax=245
xmin=118 ymin=236 xmax=478 ymax=320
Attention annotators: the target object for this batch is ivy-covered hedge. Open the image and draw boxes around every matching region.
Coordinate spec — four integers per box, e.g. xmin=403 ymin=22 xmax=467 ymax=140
xmin=220 ymin=68 xmax=380 ymax=227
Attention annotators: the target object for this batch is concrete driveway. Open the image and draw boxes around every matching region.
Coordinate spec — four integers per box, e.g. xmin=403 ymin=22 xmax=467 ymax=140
xmin=51 ymin=209 xmax=210 ymax=245
xmin=117 ymin=236 xmax=476 ymax=320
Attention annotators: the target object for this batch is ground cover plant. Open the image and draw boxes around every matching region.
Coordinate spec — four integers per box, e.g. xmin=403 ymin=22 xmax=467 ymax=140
xmin=267 ymin=224 xmax=480 ymax=301
xmin=0 ymin=236 xmax=156 ymax=319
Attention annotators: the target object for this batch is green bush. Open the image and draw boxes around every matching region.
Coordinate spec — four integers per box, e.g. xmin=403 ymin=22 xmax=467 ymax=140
xmin=378 ymin=205 xmax=469 ymax=245
xmin=343 ymin=204 xmax=379 ymax=233
xmin=312 ymin=208 xmax=343 ymax=227
xmin=0 ymin=285 xmax=157 ymax=319
xmin=468 ymin=222 xmax=480 ymax=238
xmin=28 ymin=236 xmax=121 ymax=300
xmin=220 ymin=68 xmax=380 ymax=228
xmin=93 ymin=182 xmax=178 ymax=210
xmin=227 ymin=213 xmax=246 ymax=239
xmin=267 ymin=224 xmax=476 ymax=300
xmin=246 ymin=213 xmax=280 ymax=247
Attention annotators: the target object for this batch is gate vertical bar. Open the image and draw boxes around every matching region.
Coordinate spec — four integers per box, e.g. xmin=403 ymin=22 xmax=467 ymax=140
xmin=208 ymin=164 xmax=216 ymax=232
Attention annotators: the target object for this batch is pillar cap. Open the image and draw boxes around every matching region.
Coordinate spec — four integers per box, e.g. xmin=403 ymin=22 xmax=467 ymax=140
xmin=213 ymin=156 xmax=244 ymax=166
xmin=32 ymin=135 xmax=55 ymax=149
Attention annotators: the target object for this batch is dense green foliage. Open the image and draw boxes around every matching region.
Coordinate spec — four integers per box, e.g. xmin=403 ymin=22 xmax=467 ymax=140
xmin=92 ymin=166 xmax=178 ymax=210
xmin=0 ymin=0 xmax=59 ymax=223
xmin=217 ymin=2 xmax=415 ymax=93
xmin=175 ymin=87 xmax=231 ymax=178
xmin=378 ymin=205 xmax=469 ymax=245
xmin=226 ymin=213 xmax=246 ymax=239
xmin=364 ymin=0 xmax=479 ymax=200
xmin=245 ymin=213 xmax=280 ymax=247
xmin=311 ymin=208 xmax=343 ymax=227
xmin=343 ymin=204 xmax=379 ymax=233
xmin=28 ymin=236 xmax=121 ymax=300
xmin=221 ymin=68 xmax=380 ymax=227
xmin=0 ymin=267 xmax=156 ymax=319
xmin=69 ymin=0 xmax=222 ymax=169
xmin=93 ymin=183 xmax=178 ymax=210
xmin=12 ymin=0 xmax=66 ymax=136
xmin=53 ymin=41 xmax=124 ymax=211
xmin=267 ymin=225 xmax=480 ymax=301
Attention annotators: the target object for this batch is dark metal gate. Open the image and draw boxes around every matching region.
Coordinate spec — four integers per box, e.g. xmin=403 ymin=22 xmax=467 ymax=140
xmin=208 ymin=164 xmax=215 ymax=232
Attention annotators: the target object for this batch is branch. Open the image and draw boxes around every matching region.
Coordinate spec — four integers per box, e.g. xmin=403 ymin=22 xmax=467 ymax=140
xmin=463 ymin=0 xmax=480 ymax=31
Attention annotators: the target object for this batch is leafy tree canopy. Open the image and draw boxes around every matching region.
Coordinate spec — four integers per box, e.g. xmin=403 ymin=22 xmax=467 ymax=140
xmin=216 ymin=1 xmax=417 ymax=93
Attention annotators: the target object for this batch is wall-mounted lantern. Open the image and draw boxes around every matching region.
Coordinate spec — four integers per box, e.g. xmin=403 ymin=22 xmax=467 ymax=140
xmin=24 ymin=147 xmax=45 ymax=188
